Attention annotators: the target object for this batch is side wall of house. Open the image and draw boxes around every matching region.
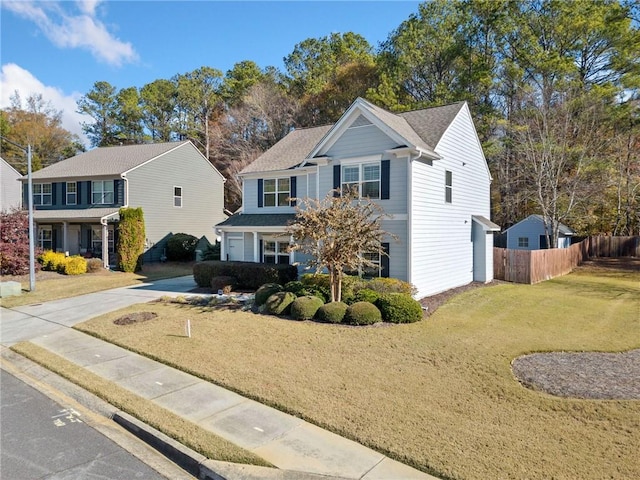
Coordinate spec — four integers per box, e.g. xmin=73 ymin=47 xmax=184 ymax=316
xmin=410 ymin=105 xmax=492 ymax=298
xmin=126 ymin=144 xmax=225 ymax=262
xmin=1 ymin=159 xmax=22 ymax=211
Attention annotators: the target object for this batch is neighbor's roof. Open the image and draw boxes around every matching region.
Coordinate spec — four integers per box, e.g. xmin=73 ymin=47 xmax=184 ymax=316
xmin=241 ymin=98 xmax=465 ymax=175
xmin=216 ymin=213 xmax=296 ymax=228
xmin=33 ymin=208 xmax=120 ymax=222
xmin=26 ymin=141 xmax=191 ymax=180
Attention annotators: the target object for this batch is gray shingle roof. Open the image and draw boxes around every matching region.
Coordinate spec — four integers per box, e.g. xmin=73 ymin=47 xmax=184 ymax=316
xmin=529 ymin=214 xmax=576 ymax=235
xmin=241 ymin=99 xmax=466 ymax=175
xmin=28 ymin=141 xmax=190 ymax=180
xmin=240 ymin=126 xmax=331 ymax=174
xmin=216 ymin=213 xmax=296 ymax=228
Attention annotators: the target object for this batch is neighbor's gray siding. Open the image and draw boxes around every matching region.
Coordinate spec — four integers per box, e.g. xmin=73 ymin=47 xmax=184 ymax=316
xmin=1 ymin=159 xmax=21 ymax=211
xmin=125 ymin=143 xmax=225 ymax=262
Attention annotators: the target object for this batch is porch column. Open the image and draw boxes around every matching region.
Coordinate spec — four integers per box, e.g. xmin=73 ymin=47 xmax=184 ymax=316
xmin=289 ymin=235 xmax=295 ymax=264
xmin=220 ymin=231 xmax=226 ymax=261
xmin=253 ymin=232 xmax=259 ymax=262
xmin=102 ymin=223 xmax=108 ymax=269
xmin=62 ymin=221 xmax=68 ymax=254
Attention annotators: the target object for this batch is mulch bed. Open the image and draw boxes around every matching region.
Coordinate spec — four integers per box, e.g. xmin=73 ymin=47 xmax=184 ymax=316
xmin=113 ymin=311 xmax=158 ymax=325
xmin=512 ymin=350 xmax=640 ymax=400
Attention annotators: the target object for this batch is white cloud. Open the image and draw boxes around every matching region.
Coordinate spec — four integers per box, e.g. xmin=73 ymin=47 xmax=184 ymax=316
xmin=2 ymin=1 xmax=137 ymax=66
xmin=0 ymin=63 xmax=91 ymax=147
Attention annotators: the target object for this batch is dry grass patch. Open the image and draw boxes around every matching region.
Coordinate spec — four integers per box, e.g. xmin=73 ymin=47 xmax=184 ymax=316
xmin=0 ymin=262 xmax=194 ymax=308
xmin=76 ymin=265 xmax=640 ymax=480
xmin=10 ymin=342 xmax=271 ymax=468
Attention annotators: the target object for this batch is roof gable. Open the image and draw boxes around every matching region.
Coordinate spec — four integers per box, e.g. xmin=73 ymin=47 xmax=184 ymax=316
xmin=28 ymin=141 xmax=192 ymax=180
xmin=505 ymin=214 xmax=576 ymax=236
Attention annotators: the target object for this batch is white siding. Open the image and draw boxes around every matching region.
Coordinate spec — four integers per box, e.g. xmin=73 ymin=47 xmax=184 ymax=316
xmin=1 ymin=158 xmax=22 ymax=211
xmin=243 ymin=173 xmax=311 ymax=214
xmin=410 ymin=105 xmax=492 ymax=298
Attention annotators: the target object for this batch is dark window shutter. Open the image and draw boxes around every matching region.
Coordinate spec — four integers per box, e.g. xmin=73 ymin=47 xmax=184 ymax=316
xmin=62 ymin=183 xmax=67 ymax=205
xmin=381 ymin=242 xmax=390 ymax=278
xmin=77 ymin=182 xmax=82 ymax=205
xmin=257 ymin=179 xmax=263 ymax=208
xmin=333 ymin=165 xmax=341 ymax=197
xmin=23 ymin=184 xmax=28 ymax=207
xmin=113 ymin=180 xmax=118 ymax=204
xmin=381 ymin=160 xmax=390 ymax=200
xmin=87 ymin=229 xmax=92 ymax=250
xmin=52 ymin=229 xmax=57 ymax=251
xmin=87 ymin=181 xmax=92 ymax=204
xmin=290 ymin=176 xmax=297 ymax=206
xmin=51 ymin=183 xmax=57 ymax=205
xmin=259 ymin=239 xmax=263 ymax=263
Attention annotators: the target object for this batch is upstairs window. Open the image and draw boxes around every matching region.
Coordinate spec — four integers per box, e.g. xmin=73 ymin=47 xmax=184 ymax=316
xmin=174 ymin=186 xmax=182 ymax=207
xmin=92 ymin=180 xmax=114 ymax=204
xmin=66 ymin=182 xmax=77 ymax=205
xmin=264 ymin=178 xmax=290 ymax=207
xmin=34 ymin=183 xmax=52 ymax=206
xmin=342 ymin=163 xmax=380 ymax=199
xmin=445 ymin=170 xmax=453 ymax=203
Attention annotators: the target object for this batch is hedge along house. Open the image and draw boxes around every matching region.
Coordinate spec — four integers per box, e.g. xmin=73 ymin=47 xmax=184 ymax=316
xmin=216 ymin=98 xmax=500 ymax=298
xmin=22 ymin=141 xmax=226 ymax=268
xmin=504 ymin=214 xmax=577 ymax=250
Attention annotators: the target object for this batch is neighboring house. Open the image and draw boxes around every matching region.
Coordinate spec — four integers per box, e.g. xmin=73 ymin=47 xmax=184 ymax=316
xmin=1 ymin=157 xmax=22 ymax=211
xmin=216 ymin=97 xmax=499 ymax=298
xmin=505 ymin=214 xmax=576 ymax=250
xmin=21 ymin=141 xmax=225 ymax=267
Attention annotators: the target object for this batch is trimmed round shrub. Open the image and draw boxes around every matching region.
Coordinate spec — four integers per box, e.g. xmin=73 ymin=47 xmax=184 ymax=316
xmin=166 ymin=233 xmax=199 ymax=261
xmin=354 ymin=288 xmax=380 ymax=304
xmin=366 ymin=277 xmax=417 ymax=296
xmin=376 ymin=293 xmax=424 ymax=324
xmin=211 ymin=276 xmax=236 ymax=294
xmin=284 ymin=280 xmax=328 ymax=302
xmin=254 ymin=283 xmax=283 ymax=306
xmin=86 ymin=258 xmax=104 ymax=273
xmin=61 ymin=256 xmax=87 ymax=275
xmin=345 ymin=301 xmax=382 ymax=325
xmin=284 ymin=280 xmax=307 ymax=296
xmin=290 ymin=295 xmax=325 ymax=321
xmin=315 ymin=301 xmax=348 ymax=324
xmin=265 ymin=291 xmax=297 ymax=315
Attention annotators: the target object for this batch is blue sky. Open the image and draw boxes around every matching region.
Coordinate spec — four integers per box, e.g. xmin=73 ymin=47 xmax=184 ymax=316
xmin=1 ymin=1 xmax=422 ymax=146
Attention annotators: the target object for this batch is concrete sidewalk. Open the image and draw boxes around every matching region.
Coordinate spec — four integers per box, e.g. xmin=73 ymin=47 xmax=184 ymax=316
xmin=0 ymin=276 xmax=437 ymax=480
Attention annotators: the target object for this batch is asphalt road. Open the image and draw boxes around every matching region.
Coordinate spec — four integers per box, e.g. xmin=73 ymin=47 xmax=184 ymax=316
xmin=0 ymin=369 xmax=169 ymax=480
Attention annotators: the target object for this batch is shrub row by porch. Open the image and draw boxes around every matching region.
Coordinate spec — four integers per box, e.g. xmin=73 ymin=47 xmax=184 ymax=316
xmin=193 ymin=261 xmax=298 ymax=290
xmin=38 ymin=250 xmax=87 ymax=275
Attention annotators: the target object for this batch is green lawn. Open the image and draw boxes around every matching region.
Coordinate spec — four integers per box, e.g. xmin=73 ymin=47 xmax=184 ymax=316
xmin=0 ymin=262 xmax=194 ymax=308
xmin=70 ymin=262 xmax=639 ymax=479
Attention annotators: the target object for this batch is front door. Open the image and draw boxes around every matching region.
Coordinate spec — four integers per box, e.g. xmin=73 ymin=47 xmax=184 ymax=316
xmin=68 ymin=225 xmax=81 ymax=255
xmin=227 ymin=237 xmax=243 ymax=261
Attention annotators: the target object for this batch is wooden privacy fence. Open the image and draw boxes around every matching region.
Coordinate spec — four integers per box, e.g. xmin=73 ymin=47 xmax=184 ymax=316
xmin=493 ymin=236 xmax=639 ymax=284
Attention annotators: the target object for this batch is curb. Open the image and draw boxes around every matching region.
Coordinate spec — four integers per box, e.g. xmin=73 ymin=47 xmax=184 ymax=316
xmin=0 ymin=347 xmax=348 ymax=480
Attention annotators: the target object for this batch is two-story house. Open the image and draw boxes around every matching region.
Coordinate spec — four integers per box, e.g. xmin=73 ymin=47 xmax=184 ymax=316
xmin=23 ymin=141 xmax=226 ymax=268
xmin=215 ymin=98 xmax=499 ymax=298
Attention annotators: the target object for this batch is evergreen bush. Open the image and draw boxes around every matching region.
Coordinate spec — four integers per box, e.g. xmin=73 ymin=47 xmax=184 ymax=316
xmin=254 ymin=283 xmax=283 ymax=305
xmin=354 ymin=288 xmax=380 ymax=304
xmin=211 ymin=276 xmax=236 ymax=294
xmin=315 ymin=301 xmax=348 ymax=324
xmin=265 ymin=291 xmax=296 ymax=315
xmin=345 ymin=301 xmax=382 ymax=325
xmin=376 ymin=293 xmax=424 ymax=323
xmin=193 ymin=261 xmax=297 ymax=290
xmin=61 ymin=256 xmax=87 ymax=275
xmin=166 ymin=233 xmax=198 ymax=261
xmin=117 ymin=207 xmax=145 ymax=272
xmin=290 ymin=295 xmax=325 ymax=320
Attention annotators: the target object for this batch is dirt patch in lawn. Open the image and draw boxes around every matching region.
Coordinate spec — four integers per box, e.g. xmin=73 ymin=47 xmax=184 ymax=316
xmin=419 ymin=280 xmax=503 ymax=316
xmin=512 ymin=349 xmax=640 ymax=400
xmin=113 ymin=311 xmax=158 ymax=325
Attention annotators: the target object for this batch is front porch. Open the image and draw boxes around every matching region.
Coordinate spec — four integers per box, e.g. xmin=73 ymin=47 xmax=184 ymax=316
xmin=33 ymin=208 xmax=120 ymax=269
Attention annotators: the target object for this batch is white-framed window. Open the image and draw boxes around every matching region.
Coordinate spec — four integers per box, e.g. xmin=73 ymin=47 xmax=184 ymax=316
xmin=92 ymin=180 xmax=114 ymax=204
xmin=91 ymin=226 xmax=114 ymax=255
xmin=34 ymin=183 xmax=52 ymax=206
xmin=263 ymin=239 xmax=290 ymax=264
xmin=518 ymin=237 xmax=529 ymax=248
xmin=342 ymin=162 xmax=380 ymax=198
xmin=362 ymin=251 xmax=382 ymax=278
xmin=38 ymin=225 xmax=53 ymax=250
xmin=66 ymin=182 xmax=77 ymax=205
xmin=445 ymin=170 xmax=453 ymax=203
xmin=174 ymin=186 xmax=182 ymax=207
xmin=264 ymin=178 xmax=290 ymax=207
